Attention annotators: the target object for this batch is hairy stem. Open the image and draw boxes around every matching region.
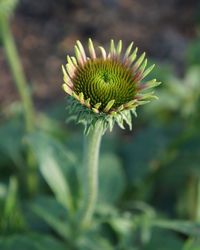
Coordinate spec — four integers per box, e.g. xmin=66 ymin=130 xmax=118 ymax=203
xmin=78 ymin=121 xmax=104 ymax=229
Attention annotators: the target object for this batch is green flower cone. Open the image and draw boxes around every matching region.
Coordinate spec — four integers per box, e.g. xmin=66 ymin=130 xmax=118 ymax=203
xmin=62 ymin=39 xmax=161 ymax=133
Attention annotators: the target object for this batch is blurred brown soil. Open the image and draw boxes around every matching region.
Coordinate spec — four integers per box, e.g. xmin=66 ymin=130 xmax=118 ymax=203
xmin=0 ymin=0 xmax=198 ymax=110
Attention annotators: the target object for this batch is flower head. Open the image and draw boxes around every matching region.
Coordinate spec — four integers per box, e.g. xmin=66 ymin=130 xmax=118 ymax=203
xmin=62 ymin=39 xmax=160 ymax=133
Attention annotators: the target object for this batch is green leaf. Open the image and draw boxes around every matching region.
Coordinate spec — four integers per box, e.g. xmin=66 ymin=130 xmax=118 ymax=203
xmin=145 ymin=66 xmax=200 ymax=119
xmin=153 ymin=219 xmax=200 ymax=237
xmin=187 ymin=39 xmax=200 ymax=66
xmin=158 ymin=132 xmax=200 ymax=194
xmin=119 ymin=126 xmax=169 ymax=184
xmin=30 ymin=197 xmax=71 ymax=241
xmin=27 ymin=131 xmax=79 ymax=213
xmin=0 ymin=233 xmax=66 ymax=250
xmin=143 ymin=228 xmax=184 ymax=250
xmin=4 ymin=176 xmax=18 ymax=217
xmin=184 ymin=238 xmax=200 ymax=250
xmin=0 ymin=177 xmax=26 ymax=234
xmin=0 ymin=118 xmax=25 ymax=170
xmin=98 ymin=153 xmax=126 ymax=204
xmin=108 ymin=215 xmax=133 ymax=237
xmin=77 ymin=235 xmax=113 ymax=250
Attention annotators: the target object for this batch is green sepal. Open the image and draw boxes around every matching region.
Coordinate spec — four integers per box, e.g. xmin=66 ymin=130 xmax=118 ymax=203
xmin=121 ymin=110 xmax=133 ymax=130
xmin=115 ymin=114 xmax=125 ymax=129
xmin=107 ymin=117 xmax=115 ymax=132
xmin=65 ymin=97 xmax=137 ymax=135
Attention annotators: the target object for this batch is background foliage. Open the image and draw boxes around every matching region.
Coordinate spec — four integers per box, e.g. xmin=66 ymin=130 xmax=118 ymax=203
xmin=0 ymin=0 xmax=200 ymax=249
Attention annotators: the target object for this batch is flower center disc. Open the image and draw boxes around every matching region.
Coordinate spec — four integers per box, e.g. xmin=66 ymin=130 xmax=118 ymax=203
xmin=73 ymin=59 xmax=137 ymax=111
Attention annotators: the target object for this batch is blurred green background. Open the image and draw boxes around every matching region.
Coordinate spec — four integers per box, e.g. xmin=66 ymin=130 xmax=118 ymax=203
xmin=0 ymin=0 xmax=200 ymax=249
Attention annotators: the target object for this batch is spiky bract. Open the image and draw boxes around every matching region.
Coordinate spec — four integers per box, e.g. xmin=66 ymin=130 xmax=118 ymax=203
xmin=62 ymin=39 xmax=160 ymax=133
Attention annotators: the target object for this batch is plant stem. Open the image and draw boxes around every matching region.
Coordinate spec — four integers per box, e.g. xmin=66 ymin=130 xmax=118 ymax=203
xmin=0 ymin=16 xmax=35 ymax=133
xmin=78 ymin=121 xmax=104 ymax=229
xmin=196 ymin=177 xmax=200 ymax=221
xmin=0 ymin=16 xmax=37 ymax=196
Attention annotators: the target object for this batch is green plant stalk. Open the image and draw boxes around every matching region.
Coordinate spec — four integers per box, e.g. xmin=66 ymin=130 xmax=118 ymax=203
xmin=78 ymin=121 xmax=104 ymax=229
xmin=0 ymin=16 xmax=37 ymax=196
xmin=186 ymin=174 xmax=200 ymax=221
xmin=196 ymin=177 xmax=200 ymax=221
xmin=0 ymin=16 xmax=35 ymax=132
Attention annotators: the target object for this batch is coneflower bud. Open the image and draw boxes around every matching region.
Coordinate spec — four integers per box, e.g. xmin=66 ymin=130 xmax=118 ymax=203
xmin=62 ymin=39 xmax=161 ymax=133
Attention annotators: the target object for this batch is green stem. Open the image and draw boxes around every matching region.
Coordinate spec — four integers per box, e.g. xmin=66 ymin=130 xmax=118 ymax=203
xmin=0 ymin=16 xmax=35 ymax=133
xmin=196 ymin=177 xmax=200 ymax=221
xmin=78 ymin=121 xmax=104 ymax=229
xmin=0 ymin=16 xmax=37 ymax=196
